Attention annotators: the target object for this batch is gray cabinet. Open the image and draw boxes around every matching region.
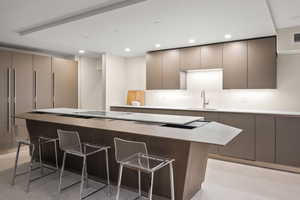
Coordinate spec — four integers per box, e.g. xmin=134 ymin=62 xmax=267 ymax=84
xmin=276 ymin=117 xmax=300 ymax=167
xmin=203 ymin=112 xmax=220 ymax=154
xmin=223 ymin=41 xmax=248 ymax=89
xmin=248 ymin=37 xmax=277 ymax=89
xmin=255 ymin=115 xmax=275 ymax=163
xmin=162 ymin=50 xmax=181 ymax=89
xmin=219 ymin=113 xmax=255 ymax=160
xmin=33 ymin=55 xmax=53 ymax=109
xmin=146 ymin=52 xmax=163 ymax=90
xmin=201 ymin=44 xmax=223 ymax=69
xmin=146 ymin=50 xmax=186 ymax=90
xmin=52 ymin=58 xmax=78 ymax=108
xmin=180 ymin=47 xmax=201 ymax=70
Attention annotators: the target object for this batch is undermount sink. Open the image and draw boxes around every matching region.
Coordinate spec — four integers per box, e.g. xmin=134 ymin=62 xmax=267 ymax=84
xmin=189 ymin=107 xmax=218 ymax=111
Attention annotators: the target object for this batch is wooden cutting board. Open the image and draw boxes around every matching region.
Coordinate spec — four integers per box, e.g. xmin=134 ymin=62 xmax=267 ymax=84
xmin=127 ymin=90 xmax=145 ymax=106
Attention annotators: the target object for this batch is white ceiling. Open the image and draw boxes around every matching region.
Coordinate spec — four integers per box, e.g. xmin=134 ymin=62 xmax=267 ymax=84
xmin=0 ymin=0 xmax=298 ymax=57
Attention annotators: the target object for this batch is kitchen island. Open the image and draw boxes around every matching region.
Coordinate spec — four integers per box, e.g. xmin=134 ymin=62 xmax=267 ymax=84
xmin=17 ymin=108 xmax=241 ymax=200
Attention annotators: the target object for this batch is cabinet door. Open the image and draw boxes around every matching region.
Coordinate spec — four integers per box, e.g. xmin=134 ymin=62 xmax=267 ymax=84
xmin=276 ymin=117 xmax=300 ymax=167
xmin=33 ymin=55 xmax=53 ymax=109
xmin=223 ymin=41 xmax=247 ymax=89
xmin=203 ymin=112 xmax=220 ymax=154
xmin=219 ymin=113 xmax=255 ymax=160
xmin=146 ymin=52 xmax=163 ymax=90
xmin=180 ymin=47 xmax=201 ymax=70
xmin=162 ymin=50 xmax=181 ymax=89
xmin=248 ymin=37 xmax=276 ymax=89
xmin=53 ymin=58 xmax=78 ymax=108
xmin=201 ymin=44 xmax=223 ymax=69
xmin=256 ymin=115 xmax=275 ymax=163
xmin=13 ymin=52 xmax=33 ymax=140
xmin=0 ymin=51 xmax=14 ymax=150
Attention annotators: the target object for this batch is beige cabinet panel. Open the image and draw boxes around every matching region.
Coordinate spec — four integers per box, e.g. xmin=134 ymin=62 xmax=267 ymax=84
xmin=248 ymin=37 xmax=276 ymax=89
xmin=180 ymin=47 xmax=201 ymax=70
xmin=219 ymin=113 xmax=255 ymax=160
xmin=201 ymin=44 xmax=223 ymax=69
xmin=223 ymin=41 xmax=248 ymax=89
xmin=146 ymin=52 xmax=163 ymax=90
xmin=162 ymin=50 xmax=181 ymax=89
xmin=12 ymin=52 xmax=33 ymax=115
xmin=255 ymin=115 xmax=275 ymax=163
xmin=52 ymin=58 xmax=78 ymax=108
xmin=33 ymin=55 xmax=53 ymax=109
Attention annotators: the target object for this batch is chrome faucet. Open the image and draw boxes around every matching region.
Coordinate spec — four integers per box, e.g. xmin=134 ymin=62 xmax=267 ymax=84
xmin=201 ymin=90 xmax=209 ymax=109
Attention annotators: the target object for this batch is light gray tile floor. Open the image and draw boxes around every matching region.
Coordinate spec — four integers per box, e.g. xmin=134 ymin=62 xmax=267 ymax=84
xmin=0 ymin=148 xmax=300 ymax=200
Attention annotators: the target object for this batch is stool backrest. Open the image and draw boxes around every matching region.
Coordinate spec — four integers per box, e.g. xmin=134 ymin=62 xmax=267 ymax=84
xmin=114 ymin=138 xmax=148 ymax=163
xmin=57 ymin=129 xmax=82 ymax=153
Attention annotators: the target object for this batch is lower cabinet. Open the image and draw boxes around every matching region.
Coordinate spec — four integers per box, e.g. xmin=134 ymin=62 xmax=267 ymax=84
xmin=255 ymin=115 xmax=275 ymax=163
xmin=218 ymin=113 xmax=255 ymax=160
xmin=203 ymin=112 xmax=220 ymax=154
xmin=276 ymin=117 xmax=300 ymax=167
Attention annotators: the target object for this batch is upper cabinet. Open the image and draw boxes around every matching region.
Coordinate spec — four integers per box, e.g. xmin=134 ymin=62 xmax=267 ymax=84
xmin=200 ymin=44 xmax=223 ymax=69
xmin=146 ymin=52 xmax=163 ymax=90
xmin=146 ymin=36 xmax=277 ymax=90
xmin=247 ymin=37 xmax=277 ymax=89
xmin=180 ymin=47 xmax=201 ymax=70
xmin=146 ymin=50 xmax=186 ymax=90
xmin=223 ymin=41 xmax=248 ymax=89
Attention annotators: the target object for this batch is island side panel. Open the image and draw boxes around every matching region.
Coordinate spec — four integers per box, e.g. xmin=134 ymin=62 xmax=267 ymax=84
xmin=26 ymin=119 xmax=207 ymax=200
xmin=183 ymin=142 xmax=209 ymax=200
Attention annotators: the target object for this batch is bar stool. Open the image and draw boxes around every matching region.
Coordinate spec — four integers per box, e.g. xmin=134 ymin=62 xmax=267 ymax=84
xmin=57 ymin=129 xmax=110 ymax=200
xmin=11 ymin=137 xmax=59 ymax=192
xmin=114 ymin=138 xmax=175 ymax=200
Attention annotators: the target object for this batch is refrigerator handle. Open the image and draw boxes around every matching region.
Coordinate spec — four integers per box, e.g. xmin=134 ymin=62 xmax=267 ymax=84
xmin=13 ymin=68 xmax=16 ymax=125
xmin=52 ymin=72 xmax=55 ymax=108
xmin=7 ymin=68 xmax=11 ymax=132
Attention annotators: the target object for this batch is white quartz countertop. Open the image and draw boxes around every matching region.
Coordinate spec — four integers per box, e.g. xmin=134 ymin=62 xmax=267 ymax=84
xmin=33 ymin=108 xmax=204 ymax=125
xmin=111 ymin=105 xmax=300 ymax=117
xmin=20 ymin=108 xmax=242 ymax=145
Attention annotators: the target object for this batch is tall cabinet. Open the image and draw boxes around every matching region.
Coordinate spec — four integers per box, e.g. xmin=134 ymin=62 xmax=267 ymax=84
xmin=52 ymin=58 xmax=78 ymax=108
xmin=0 ymin=50 xmax=78 ymax=152
xmin=0 ymin=51 xmax=13 ymax=150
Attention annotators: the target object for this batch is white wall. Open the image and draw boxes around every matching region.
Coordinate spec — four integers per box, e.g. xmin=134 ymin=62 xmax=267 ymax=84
xmin=125 ymin=56 xmax=146 ymax=91
xmin=78 ymin=56 xmax=105 ymax=110
xmin=105 ymin=54 xmax=127 ymax=110
xmin=124 ymin=54 xmax=300 ymax=111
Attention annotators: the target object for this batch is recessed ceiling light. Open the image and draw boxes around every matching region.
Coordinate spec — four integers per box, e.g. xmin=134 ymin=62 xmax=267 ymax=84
xmin=224 ymin=34 xmax=232 ymax=39
xmin=188 ymin=39 xmax=196 ymax=44
xmin=78 ymin=50 xmax=85 ymax=54
xmin=155 ymin=44 xmax=161 ymax=48
xmin=124 ymin=48 xmax=131 ymax=52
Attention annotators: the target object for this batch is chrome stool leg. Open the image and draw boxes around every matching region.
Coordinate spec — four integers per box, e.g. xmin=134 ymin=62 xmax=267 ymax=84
xmin=26 ymin=144 xmax=35 ymax=192
xmin=58 ymin=152 xmax=67 ymax=193
xmin=148 ymin=172 xmax=154 ymax=200
xmin=138 ymin=170 xmax=141 ymax=197
xmin=116 ymin=164 xmax=124 ymax=200
xmin=11 ymin=142 xmax=21 ymax=186
xmin=169 ymin=162 xmax=175 ymax=200
xmin=80 ymin=156 xmax=87 ymax=200
xmin=105 ymin=148 xmax=110 ymax=185
xmin=38 ymin=138 xmax=44 ymax=175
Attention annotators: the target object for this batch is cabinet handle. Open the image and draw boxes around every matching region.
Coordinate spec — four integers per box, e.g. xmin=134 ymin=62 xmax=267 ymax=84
xmin=33 ymin=70 xmax=37 ymax=109
xmin=7 ymin=68 xmax=11 ymax=132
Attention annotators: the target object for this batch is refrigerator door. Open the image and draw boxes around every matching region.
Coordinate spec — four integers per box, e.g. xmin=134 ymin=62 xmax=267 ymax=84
xmin=0 ymin=50 xmax=15 ymax=152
